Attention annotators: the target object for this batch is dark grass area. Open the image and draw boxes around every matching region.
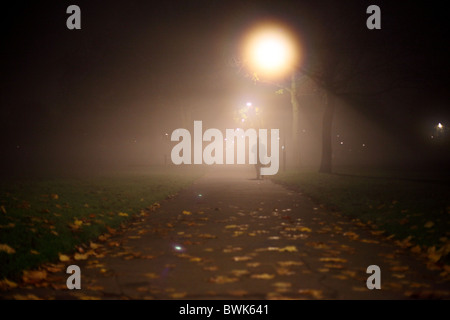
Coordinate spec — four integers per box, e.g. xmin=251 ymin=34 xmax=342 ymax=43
xmin=272 ymin=168 xmax=450 ymax=259
xmin=0 ymin=166 xmax=204 ymax=279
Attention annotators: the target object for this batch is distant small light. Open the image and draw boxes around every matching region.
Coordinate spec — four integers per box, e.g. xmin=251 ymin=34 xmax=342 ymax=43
xmin=246 ymin=102 xmax=252 ymax=107
xmin=281 ymin=145 xmax=285 ymax=150
xmin=340 ymin=141 xmax=344 ymax=145
xmin=165 ymin=133 xmax=168 ymax=136
xmin=362 ymin=143 xmax=366 ymax=147
xmin=431 ymin=135 xmax=434 ymax=139
xmin=241 ymin=118 xmax=245 ymax=122
xmin=437 ymin=123 xmax=443 ymax=129
xmin=174 ymin=245 xmax=183 ymax=251
xmin=198 ymin=194 xmax=202 ymax=197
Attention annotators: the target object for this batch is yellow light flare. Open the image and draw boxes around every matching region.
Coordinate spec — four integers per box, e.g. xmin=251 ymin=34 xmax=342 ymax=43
xmin=241 ymin=21 xmax=301 ymax=79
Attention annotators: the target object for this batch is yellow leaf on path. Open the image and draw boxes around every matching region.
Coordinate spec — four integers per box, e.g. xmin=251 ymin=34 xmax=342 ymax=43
xmin=90 ymin=242 xmax=100 ymax=249
xmin=59 ymin=253 xmax=70 ymax=262
xmin=22 ymin=270 xmax=47 ymax=284
xmin=74 ymin=219 xmax=83 ymax=226
xmin=51 ymin=194 xmax=59 ymax=200
xmin=298 ymin=227 xmax=312 ymax=233
xmin=0 ymin=244 xmax=16 ymax=254
xmin=276 ymin=267 xmax=295 ymax=276
xmin=279 ymin=246 xmax=298 ymax=252
xmin=251 ymin=273 xmax=275 ymax=280
xmin=298 ymin=289 xmax=323 ymax=299
xmin=74 ymin=253 xmax=89 ymax=261
xmin=0 ymin=278 xmax=18 ymax=290
xmin=343 ymin=232 xmax=359 ymax=240
xmin=118 ymin=212 xmax=129 ymax=217
xmin=0 ymin=205 xmax=6 ymax=214
xmin=390 ymin=265 xmax=409 ymax=272
xmin=170 ymin=292 xmax=187 ymax=298
xmin=209 ymin=275 xmax=238 ymax=284
xmin=144 ymin=273 xmax=159 ymax=279
xmin=189 ymin=257 xmax=202 ymax=262
xmin=424 ymin=221 xmax=434 ymax=228
xmin=231 ymin=270 xmax=250 ymax=277
xmin=182 ymin=210 xmax=192 ymax=215
xmin=233 ymin=256 xmax=252 ymax=262
xmin=30 ymin=250 xmax=40 ymax=255
xmin=246 ymin=262 xmax=260 ymax=268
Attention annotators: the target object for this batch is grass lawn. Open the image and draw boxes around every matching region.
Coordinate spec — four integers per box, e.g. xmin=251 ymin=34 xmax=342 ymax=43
xmin=0 ymin=166 xmax=203 ymax=279
xmin=273 ymin=168 xmax=450 ymax=262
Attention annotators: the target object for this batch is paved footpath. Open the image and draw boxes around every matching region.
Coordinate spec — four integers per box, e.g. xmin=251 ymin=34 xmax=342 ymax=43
xmin=4 ymin=167 xmax=450 ymax=299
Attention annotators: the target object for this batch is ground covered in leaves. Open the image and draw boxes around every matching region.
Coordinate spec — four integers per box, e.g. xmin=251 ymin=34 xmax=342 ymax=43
xmin=1 ymin=167 xmax=448 ymax=300
xmin=0 ymin=167 xmax=203 ymax=280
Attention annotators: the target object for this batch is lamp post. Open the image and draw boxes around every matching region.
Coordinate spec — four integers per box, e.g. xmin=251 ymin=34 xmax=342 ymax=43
xmin=241 ymin=22 xmax=301 ymax=169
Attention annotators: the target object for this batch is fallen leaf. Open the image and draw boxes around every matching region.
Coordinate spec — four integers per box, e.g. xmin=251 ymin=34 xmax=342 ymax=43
xmin=59 ymin=253 xmax=70 ymax=262
xmin=198 ymin=233 xmax=217 ymax=239
xmin=0 ymin=278 xmax=18 ymax=290
xmin=209 ymin=275 xmax=238 ymax=284
xmin=182 ymin=210 xmax=192 ymax=215
xmin=251 ymin=273 xmax=275 ymax=280
xmin=298 ymin=289 xmax=323 ymax=299
xmin=229 ymin=290 xmax=248 ymax=297
xmin=0 ymin=205 xmax=6 ymax=214
xmin=424 ymin=221 xmax=434 ymax=228
xmin=233 ymin=256 xmax=252 ymax=262
xmin=246 ymin=262 xmax=261 ymax=268
xmin=343 ymin=231 xmax=359 ymax=240
xmin=203 ymin=266 xmax=219 ymax=271
xmin=279 ymin=246 xmax=298 ymax=252
xmin=118 ymin=212 xmax=129 ymax=217
xmin=278 ymin=261 xmax=304 ymax=267
xmin=50 ymin=194 xmax=59 ymax=200
xmin=90 ymin=242 xmax=101 ymax=249
xmin=144 ymin=273 xmax=159 ymax=279
xmin=74 ymin=253 xmax=89 ymax=261
xmin=297 ymin=227 xmax=312 ymax=233
xmin=276 ymin=267 xmax=295 ymax=276
xmin=22 ymin=270 xmax=47 ymax=284
xmin=30 ymin=250 xmax=40 ymax=255
xmin=410 ymin=245 xmax=421 ymax=254
xmin=170 ymin=292 xmax=187 ymax=298
xmin=0 ymin=244 xmax=16 ymax=254
xmin=230 ymin=270 xmax=249 ymax=277
xmin=390 ymin=265 xmax=409 ymax=272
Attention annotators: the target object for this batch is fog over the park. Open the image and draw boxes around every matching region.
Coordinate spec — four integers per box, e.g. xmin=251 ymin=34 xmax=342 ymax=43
xmin=1 ymin=1 xmax=448 ymax=177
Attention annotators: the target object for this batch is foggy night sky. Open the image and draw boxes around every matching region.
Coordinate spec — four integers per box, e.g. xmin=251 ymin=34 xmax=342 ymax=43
xmin=1 ymin=0 xmax=449 ymax=176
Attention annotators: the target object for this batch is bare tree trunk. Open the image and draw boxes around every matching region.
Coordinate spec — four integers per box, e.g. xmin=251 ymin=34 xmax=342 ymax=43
xmin=319 ymin=92 xmax=334 ymax=173
xmin=290 ymin=73 xmax=301 ymax=167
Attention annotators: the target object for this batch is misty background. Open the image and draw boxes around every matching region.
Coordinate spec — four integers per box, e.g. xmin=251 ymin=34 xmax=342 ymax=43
xmin=1 ymin=0 xmax=449 ymax=177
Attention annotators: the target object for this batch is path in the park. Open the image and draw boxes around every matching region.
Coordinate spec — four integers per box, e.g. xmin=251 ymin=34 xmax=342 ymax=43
xmin=5 ymin=167 xmax=450 ymax=299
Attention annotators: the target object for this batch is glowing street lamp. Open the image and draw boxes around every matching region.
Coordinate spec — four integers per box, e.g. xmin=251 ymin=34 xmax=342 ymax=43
xmin=241 ymin=22 xmax=300 ymax=79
